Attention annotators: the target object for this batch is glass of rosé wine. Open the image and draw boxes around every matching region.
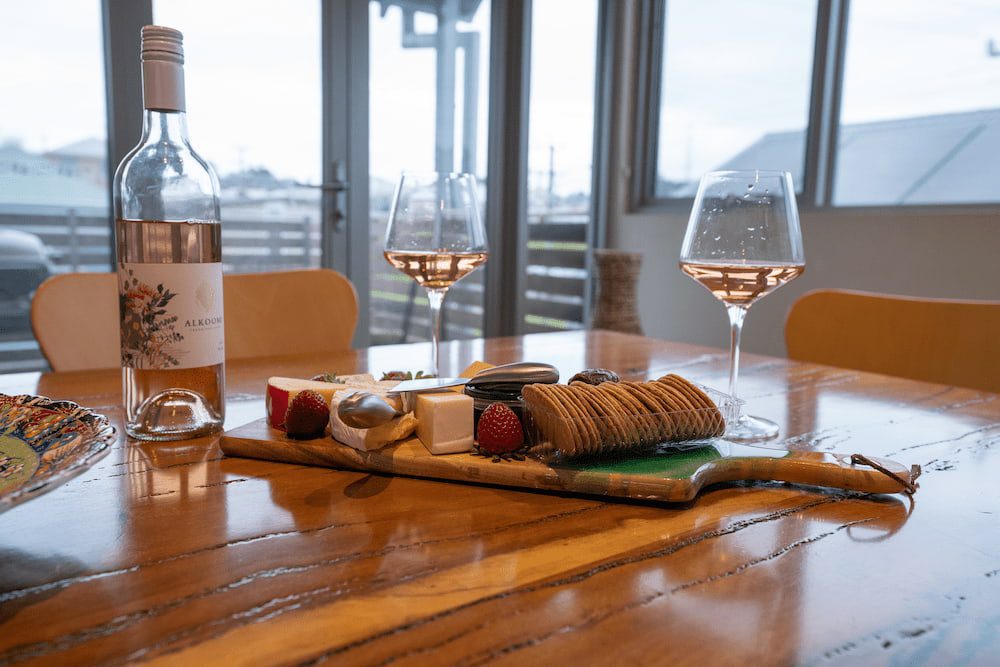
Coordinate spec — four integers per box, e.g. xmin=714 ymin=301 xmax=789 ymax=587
xmin=679 ymin=170 xmax=805 ymax=442
xmin=384 ymin=172 xmax=488 ymax=377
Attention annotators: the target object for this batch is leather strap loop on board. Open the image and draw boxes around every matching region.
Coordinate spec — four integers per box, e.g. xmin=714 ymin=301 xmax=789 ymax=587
xmin=851 ymin=453 xmax=921 ymax=495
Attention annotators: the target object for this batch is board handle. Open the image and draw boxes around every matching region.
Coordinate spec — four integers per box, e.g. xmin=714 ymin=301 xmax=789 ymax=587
xmin=704 ymin=447 xmax=920 ymax=495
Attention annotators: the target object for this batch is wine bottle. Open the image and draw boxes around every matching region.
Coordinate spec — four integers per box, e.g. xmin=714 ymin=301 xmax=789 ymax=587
xmin=113 ymin=25 xmax=225 ymax=441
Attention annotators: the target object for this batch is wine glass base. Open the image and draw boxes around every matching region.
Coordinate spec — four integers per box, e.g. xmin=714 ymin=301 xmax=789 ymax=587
xmin=725 ymin=414 xmax=780 ymax=442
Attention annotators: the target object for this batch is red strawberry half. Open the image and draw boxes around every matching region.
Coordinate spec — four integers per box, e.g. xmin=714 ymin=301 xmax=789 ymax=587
xmin=477 ymin=403 xmax=524 ymax=454
xmin=285 ymin=390 xmax=330 ymax=438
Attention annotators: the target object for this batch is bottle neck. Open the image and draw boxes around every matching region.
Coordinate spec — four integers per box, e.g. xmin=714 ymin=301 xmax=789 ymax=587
xmin=141 ymin=109 xmax=190 ymax=143
xmin=142 ymin=57 xmax=186 ymax=112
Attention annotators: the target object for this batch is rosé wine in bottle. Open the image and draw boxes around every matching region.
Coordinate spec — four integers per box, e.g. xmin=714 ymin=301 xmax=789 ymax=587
xmin=113 ymin=26 xmax=225 ymax=440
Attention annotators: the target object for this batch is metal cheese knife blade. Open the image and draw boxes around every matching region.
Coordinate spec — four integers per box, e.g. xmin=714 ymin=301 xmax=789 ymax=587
xmin=389 ymin=377 xmax=470 ymax=393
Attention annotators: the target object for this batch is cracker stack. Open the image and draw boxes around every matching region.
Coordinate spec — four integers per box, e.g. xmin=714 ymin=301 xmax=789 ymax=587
xmin=522 ymin=374 xmax=724 ymax=457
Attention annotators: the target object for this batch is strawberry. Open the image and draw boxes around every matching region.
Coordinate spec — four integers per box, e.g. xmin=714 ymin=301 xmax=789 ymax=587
xmin=284 ymin=390 xmax=330 ymax=438
xmin=477 ymin=403 xmax=524 ymax=454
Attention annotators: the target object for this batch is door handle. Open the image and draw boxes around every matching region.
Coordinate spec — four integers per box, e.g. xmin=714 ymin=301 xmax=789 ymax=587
xmin=319 ymin=180 xmax=350 ymax=192
xmin=314 ymin=160 xmax=350 ymax=233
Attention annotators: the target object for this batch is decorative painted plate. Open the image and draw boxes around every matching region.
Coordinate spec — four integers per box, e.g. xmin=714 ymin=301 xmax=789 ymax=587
xmin=0 ymin=394 xmax=115 ymax=513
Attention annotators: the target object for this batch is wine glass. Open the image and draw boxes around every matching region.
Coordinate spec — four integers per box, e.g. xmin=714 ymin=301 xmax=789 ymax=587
xmin=384 ymin=172 xmax=488 ymax=377
xmin=679 ymin=170 xmax=805 ymax=442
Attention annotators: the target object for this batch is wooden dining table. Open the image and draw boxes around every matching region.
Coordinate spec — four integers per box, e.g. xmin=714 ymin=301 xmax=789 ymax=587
xmin=1 ymin=330 xmax=998 ymax=665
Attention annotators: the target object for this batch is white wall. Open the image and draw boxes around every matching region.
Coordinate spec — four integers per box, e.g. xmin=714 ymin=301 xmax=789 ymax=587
xmin=614 ymin=209 xmax=1000 ymax=357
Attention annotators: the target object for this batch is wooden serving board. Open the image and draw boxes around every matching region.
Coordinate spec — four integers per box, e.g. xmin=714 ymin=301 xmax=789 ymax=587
xmin=220 ymin=419 xmax=918 ymax=502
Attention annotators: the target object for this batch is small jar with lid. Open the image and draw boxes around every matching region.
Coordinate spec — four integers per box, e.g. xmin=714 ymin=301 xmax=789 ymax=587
xmin=465 ymin=385 xmax=529 ymax=441
xmin=464 ymin=362 xmax=560 ymax=444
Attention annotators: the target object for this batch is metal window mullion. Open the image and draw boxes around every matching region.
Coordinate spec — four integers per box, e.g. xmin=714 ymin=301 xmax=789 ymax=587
xmin=586 ymin=0 xmax=614 ymax=329
xmin=102 ymin=0 xmax=153 ymax=266
xmin=323 ymin=0 xmax=370 ymax=346
xmin=629 ymin=0 xmax=665 ymax=210
xmin=803 ymin=0 xmax=849 ymax=207
xmin=590 ymin=0 xmax=616 ymax=253
xmin=483 ymin=0 xmax=531 ymax=338
xmin=822 ymin=0 xmax=850 ymax=206
xmin=346 ymin=0 xmax=371 ymax=347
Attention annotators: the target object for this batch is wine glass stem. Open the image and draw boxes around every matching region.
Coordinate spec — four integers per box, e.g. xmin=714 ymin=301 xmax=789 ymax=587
xmin=726 ymin=305 xmax=748 ymax=403
xmin=426 ymin=287 xmax=447 ymax=376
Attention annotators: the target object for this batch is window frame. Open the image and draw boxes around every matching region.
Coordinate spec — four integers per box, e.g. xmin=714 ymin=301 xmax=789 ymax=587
xmin=630 ymin=0 xmax=1000 ymax=216
xmin=483 ymin=0 xmax=532 ymax=338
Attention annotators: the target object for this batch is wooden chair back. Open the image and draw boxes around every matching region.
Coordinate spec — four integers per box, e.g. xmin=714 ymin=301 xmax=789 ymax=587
xmin=222 ymin=269 xmax=358 ymax=360
xmin=785 ymin=289 xmax=1000 ymax=393
xmin=31 ymin=273 xmax=119 ymax=372
xmin=32 ymin=269 xmax=358 ymax=372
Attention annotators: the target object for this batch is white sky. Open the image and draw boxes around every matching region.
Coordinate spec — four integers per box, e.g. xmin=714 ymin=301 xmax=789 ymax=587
xmin=1 ymin=0 xmax=108 ymax=155
xmin=840 ymin=0 xmax=1000 ymax=124
xmin=2 ymin=1 xmax=999 ymax=190
xmin=528 ymin=0 xmax=598 ymax=197
xmin=156 ymin=0 xmax=322 ymax=183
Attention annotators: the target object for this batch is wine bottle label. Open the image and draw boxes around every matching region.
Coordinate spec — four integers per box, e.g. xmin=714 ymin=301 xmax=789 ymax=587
xmin=118 ymin=262 xmax=224 ymax=370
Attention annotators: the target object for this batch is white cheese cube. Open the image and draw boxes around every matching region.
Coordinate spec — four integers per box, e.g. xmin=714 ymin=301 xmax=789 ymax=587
xmin=415 ymin=391 xmax=474 ymax=455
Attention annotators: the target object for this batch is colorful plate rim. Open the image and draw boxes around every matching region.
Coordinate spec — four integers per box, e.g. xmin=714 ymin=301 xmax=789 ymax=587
xmin=0 ymin=394 xmax=116 ymax=513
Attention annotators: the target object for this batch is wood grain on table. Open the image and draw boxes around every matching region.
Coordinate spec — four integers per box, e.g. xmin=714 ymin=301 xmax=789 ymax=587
xmin=1 ymin=331 xmax=998 ymax=665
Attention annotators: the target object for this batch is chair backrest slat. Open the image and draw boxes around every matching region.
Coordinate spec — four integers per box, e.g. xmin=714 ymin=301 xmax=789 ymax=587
xmin=785 ymin=289 xmax=1000 ymax=393
xmin=31 ymin=269 xmax=359 ymax=372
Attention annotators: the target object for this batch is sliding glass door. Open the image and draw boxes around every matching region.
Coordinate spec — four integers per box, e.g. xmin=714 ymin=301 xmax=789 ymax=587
xmin=151 ymin=0 xmax=602 ymax=349
xmin=1 ymin=0 xmax=603 ymax=372
xmin=339 ymin=0 xmax=601 ymax=346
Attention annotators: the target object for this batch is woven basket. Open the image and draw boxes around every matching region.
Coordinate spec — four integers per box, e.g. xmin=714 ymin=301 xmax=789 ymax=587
xmin=591 ymin=249 xmax=643 ymax=335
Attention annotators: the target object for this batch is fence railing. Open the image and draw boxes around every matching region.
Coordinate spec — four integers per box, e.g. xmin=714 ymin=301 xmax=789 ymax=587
xmin=368 ymin=211 xmax=589 ymax=344
xmin=0 ymin=209 xmax=589 ymax=371
xmin=524 ymin=213 xmax=589 ymax=334
xmin=0 ymin=211 xmax=322 ymax=275
xmin=0 ymin=210 xmax=324 ymax=371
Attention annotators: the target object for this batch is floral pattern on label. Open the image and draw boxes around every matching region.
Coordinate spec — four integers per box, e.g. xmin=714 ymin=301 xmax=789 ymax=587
xmin=118 ymin=263 xmax=224 ymax=369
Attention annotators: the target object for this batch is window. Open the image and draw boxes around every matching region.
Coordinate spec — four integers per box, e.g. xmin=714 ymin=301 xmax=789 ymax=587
xmin=367 ymin=0 xmax=492 ymax=345
xmin=655 ymin=0 xmax=818 ymax=198
xmin=154 ymin=0 xmax=323 ymax=272
xmin=0 ymin=0 xmax=108 ymax=372
xmin=835 ymin=0 xmax=1000 ymax=206
xmin=524 ymin=0 xmax=599 ymax=333
xmin=641 ymin=0 xmax=1000 ymax=208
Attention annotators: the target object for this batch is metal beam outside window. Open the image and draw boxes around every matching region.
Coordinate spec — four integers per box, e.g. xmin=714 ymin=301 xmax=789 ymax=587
xmin=483 ymin=0 xmax=532 ymax=338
